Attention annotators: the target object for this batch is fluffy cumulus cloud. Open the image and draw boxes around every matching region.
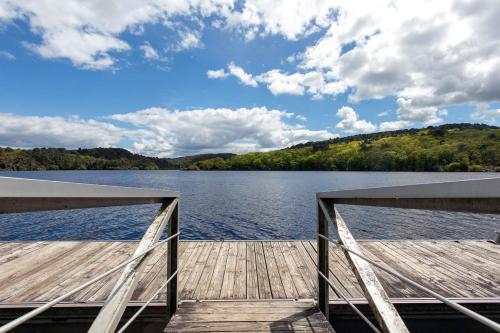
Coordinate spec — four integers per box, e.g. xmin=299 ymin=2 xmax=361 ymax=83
xmin=0 ymin=0 xmax=336 ymax=70
xmin=0 ymin=0 xmax=235 ymax=69
xmin=206 ymin=0 xmax=500 ymax=127
xmin=0 ymin=113 xmax=142 ymax=148
xmin=297 ymin=0 xmax=500 ymax=124
xmin=208 ymin=64 xmax=347 ymax=98
xmin=2 ymin=0 xmax=499 ymax=129
xmin=224 ymin=0 xmax=337 ymax=40
xmin=335 ymin=106 xmax=376 ymax=133
xmin=0 ymin=108 xmax=336 ymax=156
xmin=109 ymin=107 xmax=335 ymax=156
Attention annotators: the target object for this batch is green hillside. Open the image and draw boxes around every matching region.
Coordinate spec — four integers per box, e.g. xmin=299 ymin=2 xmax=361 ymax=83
xmin=0 ymin=147 xmax=235 ymax=171
xmin=195 ymin=124 xmax=499 ymax=172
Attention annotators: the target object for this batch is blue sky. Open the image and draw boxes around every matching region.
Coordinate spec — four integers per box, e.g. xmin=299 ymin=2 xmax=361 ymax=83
xmin=0 ymin=1 xmax=499 ymax=157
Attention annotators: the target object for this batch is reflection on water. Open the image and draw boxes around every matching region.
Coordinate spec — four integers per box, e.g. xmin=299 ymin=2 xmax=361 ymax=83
xmin=0 ymin=171 xmax=498 ymax=240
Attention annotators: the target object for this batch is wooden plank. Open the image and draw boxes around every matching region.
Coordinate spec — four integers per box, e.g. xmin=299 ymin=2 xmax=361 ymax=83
xmin=206 ymin=242 xmax=230 ymax=299
xmin=404 ymin=241 xmax=498 ymax=297
xmin=0 ymin=239 xmax=500 ymax=309
xmin=79 ymin=242 xmax=136 ymax=302
xmin=287 ymin=242 xmax=317 ymax=295
xmin=178 ymin=242 xmax=205 ymax=295
xmin=271 ymin=242 xmax=299 ymax=299
xmin=0 ymin=242 xmax=83 ymax=284
xmin=278 ymin=242 xmax=310 ymax=299
xmin=233 ymin=242 xmax=247 ymax=299
xmin=321 ymin=202 xmax=409 ymax=333
xmin=263 ymin=242 xmax=286 ymax=298
xmin=0 ymin=242 xmax=48 ymax=265
xmin=193 ymin=242 xmax=223 ymax=300
xmin=165 ymin=301 xmax=334 ymax=333
xmin=361 ymin=242 xmax=429 ymax=298
xmin=88 ymin=199 xmax=177 ymax=333
xmin=246 ymin=242 xmax=259 ymax=299
xmin=181 ymin=242 xmax=214 ymax=300
xmin=15 ymin=242 xmax=116 ymax=302
xmin=255 ymin=242 xmax=272 ymax=299
xmin=220 ymin=242 xmax=238 ymax=299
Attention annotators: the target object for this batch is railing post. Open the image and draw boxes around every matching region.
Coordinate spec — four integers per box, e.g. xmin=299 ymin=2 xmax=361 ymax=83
xmin=317 ymin=198 xmax=329 ymax=319
xmin=166 ymin=201 xmax=179 ymax=319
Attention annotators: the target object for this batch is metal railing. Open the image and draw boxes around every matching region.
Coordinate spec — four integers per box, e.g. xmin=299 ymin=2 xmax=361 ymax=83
xmin=0 ymin=176 xmax=180 ymax=333
xmin=316 ymin=177 xmax=500 ymax=333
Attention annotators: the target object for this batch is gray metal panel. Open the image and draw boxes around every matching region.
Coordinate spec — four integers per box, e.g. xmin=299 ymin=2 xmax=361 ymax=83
xmin=317 ymin=177 xmax=500 ymax=213
xmin=0 ymin=177 xmax=179 ymax=213
xmin=317 ymin=177 xmax=500 ymax=199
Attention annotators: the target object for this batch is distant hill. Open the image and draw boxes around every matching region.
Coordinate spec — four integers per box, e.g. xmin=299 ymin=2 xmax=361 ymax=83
xmin=195 ymin=124 xmax=500 ymax=172
xmin=0 ymin=147 xmax=235 ymax=171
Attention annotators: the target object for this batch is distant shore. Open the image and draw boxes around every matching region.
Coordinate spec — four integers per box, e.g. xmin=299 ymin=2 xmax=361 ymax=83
xmin=1 ymin=124 xmax=498 ymax=172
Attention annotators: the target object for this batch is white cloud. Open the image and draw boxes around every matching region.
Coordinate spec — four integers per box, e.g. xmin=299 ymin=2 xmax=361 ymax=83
xmin=227 ymin=62 xmax=258 ymax=87
xmin=209 ymin=64 xmax=347 ymax=98
xmin=109 ymin=107 xmax=335 ymax=156
xmin=0 ymin=113 xmax=143 ymax=148
xmin=379 ymin=120 xmax=411 ymax=132
xmin=0 ymin=50 xmax=15 ymax=60
xmin=396 ymin=97 xmax=444 ymax=125
xmin=335 ymin=106 xmax=376 ymax=133
xmin=224 ymin=0 xmax=337 ymax=40
xmin=296 ymin=0 xmax=500 ymax=119
xmin=140 ymin=42 xmax=160 ymax=60
xmin=295 ymin=114 xmax=307 ymax=122
xmin=377 ymin=111 xmax=389 ymax=117
xmin=256 ymin=70 xmax=304 ymax=95
xmin=207 ymin=68 xmax=228 ymax=79
xmin=0 ymin=108 xmax=336 ymax=156
xmin=0 ymin=0 xmax=234 ymax=69
xmin=173 ymin=29 xmax=204 ymax=51
xmin=470 ymin=103 xmax=500 ymax=121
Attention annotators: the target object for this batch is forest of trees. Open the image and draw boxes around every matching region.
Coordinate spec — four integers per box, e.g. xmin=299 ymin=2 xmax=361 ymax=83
xmin=0 ymin=147 xmax=234 ymax=171
xmin=195 ymin=124 xmax=500 ymax=172
xmin=1 ymin=124 xmax=498 ymax=172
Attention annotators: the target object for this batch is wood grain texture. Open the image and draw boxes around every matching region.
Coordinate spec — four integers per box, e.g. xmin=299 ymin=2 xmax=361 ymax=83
xmin=0 ymin=240 xmax=498 ymax=305
xmin=164 ymin=301 xmax=334 ymax=332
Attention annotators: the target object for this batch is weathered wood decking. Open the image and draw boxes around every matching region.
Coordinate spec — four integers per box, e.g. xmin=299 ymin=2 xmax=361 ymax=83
xmin=165 ymin=301 xmax=334 ymax=332
xmin=0 ymin=240 xmax=499 ymax=305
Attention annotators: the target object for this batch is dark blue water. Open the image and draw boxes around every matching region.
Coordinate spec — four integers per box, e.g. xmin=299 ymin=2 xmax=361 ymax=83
xmin=0 ymin=171 xmax=498 ymax=241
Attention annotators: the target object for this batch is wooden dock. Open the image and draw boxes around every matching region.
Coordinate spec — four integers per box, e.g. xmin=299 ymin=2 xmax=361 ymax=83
xmin=1 ymin=240 xmax=498 ymax=305
xmin=1 ymin=177 xmax=499 ymax=332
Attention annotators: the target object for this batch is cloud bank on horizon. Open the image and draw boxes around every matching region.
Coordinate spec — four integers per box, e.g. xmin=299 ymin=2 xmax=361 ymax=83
xmin=0 ymin=0 xmax=499 ymax=156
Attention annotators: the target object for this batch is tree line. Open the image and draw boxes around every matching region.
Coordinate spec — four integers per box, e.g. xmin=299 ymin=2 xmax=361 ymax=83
xmin=195 ymin=124 xmax=499 ymax=172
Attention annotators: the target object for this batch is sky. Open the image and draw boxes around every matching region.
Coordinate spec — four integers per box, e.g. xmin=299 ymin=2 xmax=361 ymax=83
xmin=0 ymin=0 xmax=499 ymax=157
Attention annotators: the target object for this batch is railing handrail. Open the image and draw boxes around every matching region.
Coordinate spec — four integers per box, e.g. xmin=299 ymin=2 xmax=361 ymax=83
xmin=317 ymin=177 xmax=500 ymax=199
xmin=0 ymin=177 xmax=181 ymax=333
xmin=317 ymin=177 xmax=500 ymax=213
xmin=0 ymin=176 xmax=179 ymax=213
xmin=316 ymin=178 xmax=500 ymax=332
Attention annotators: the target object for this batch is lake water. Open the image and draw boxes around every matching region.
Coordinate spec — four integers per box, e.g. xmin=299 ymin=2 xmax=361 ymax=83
xmin=0 ymin=171 xmax=499 ymax=241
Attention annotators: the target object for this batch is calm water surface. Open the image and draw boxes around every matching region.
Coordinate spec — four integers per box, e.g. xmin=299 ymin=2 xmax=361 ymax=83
xmin=0 ymin=171 xmax=498 ymax=241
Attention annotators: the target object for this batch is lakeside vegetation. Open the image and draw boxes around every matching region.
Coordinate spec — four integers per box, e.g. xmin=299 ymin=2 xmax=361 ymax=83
xmin=0 ymin=147 xmax=234 ymax=171
xmin=194 ymin=124 xmax=499 ymax=172
xmin=1 ymin=124 xmax=498 ymax=172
